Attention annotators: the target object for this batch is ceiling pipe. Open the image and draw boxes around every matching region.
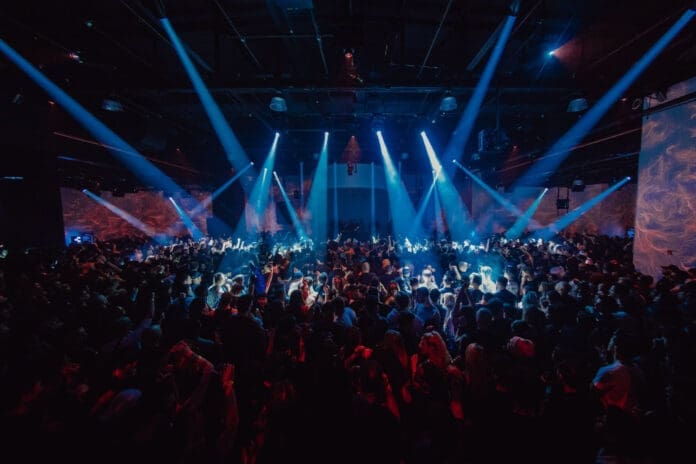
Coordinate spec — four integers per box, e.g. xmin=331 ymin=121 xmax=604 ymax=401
xmin=309 ymin=7 xmax=329 ymax=76
xmin=212 ymin=0 xmax=263 ymax=70
xmin=119 ymin=0 xmax=214 ymax=74
xmin=417 ymin=0 xmax=454 ymax=79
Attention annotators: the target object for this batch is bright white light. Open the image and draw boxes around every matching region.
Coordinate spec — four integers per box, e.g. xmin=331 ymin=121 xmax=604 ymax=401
xmin=548 ymin=49 xmax=557 ymax=57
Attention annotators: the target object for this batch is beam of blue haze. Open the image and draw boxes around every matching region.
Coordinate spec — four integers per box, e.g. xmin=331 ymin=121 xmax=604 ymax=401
xmin=190 ymin=162 xmax=254 ymax=218
xmin=535 ymin=178 xmax=631 ymax=240
xmin=0 ymin=38 xmax=207 ymax=212
xmin=241 ymin=133 xmax=280 ymax=234
xmin=299 ymin=162 xmax=305 ymax=209
xmin=454 ymin=161 xmax=523 ymax=216
xmin=376 ymin=131 xmax=421 ymax=240
xmin=333 ymin=161 xmax=339 ymax=236
xmin=412 ymin=168 xmax=441 ymax=237
xmin=444 ymin=15 xmax=516 ymax=165
xmin=82 ymin=189 xmax=165 ymax=242
xmin=274 ymin=172 xmax=307 ymax=240
xmin=160 ymin=18 xmax=252 ymax=175
xmin=307 ymin=132 xmax=329 ymax=243
xmin=168 ymin=197 xmax=203 ymax=240
xmin=433 ymin=184 xmax=444 ymax=238
xmin=515 ymin=10 xmax=695 ymax=187
xmin=505 ymin=188 xmax=548 ymax=239
xmin=420 ymin=132 xmax=471 ymax=241
xmin=370 ymin=162 xmax=376 ymax=238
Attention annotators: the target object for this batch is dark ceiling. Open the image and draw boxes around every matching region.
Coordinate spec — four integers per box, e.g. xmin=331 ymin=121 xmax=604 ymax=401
xmin=1 ymin=0 xmax=695 ymax=192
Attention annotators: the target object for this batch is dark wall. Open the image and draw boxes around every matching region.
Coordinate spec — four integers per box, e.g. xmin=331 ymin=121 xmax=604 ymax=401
xmin=0 ymin=148 xmax=64 ymax=249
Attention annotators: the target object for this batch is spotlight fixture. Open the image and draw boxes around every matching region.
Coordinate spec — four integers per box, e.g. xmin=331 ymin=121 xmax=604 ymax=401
xmin=571 ymin=178 xmax=585 ymax=192
xmin=85 ymin=19 xmax=94 ymax=28
xmin=67 ymin=51 xmax=83 ymax=63
xmin=567 ymin=97 xmax=588 ymax=113
xmin=102 ymin=98 xmax=124 ymax=112
xmin=269 ymin=96 xmax=287 ymax=112
xmin=547 ymin=49 xmax=557 ymax=57
xmin=439 ymin=94 xmax=457 ymax=112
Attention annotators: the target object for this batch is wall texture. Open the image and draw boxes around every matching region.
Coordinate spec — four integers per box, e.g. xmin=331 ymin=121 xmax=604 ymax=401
xmin=633 ymin=77 xmax=696 ymax=278
xmin=61 ymin=188 xmax=211 ymax=242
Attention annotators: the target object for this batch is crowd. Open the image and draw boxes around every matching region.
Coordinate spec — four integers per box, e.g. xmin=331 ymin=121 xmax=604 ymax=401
xmin=1 ymin=232 xmax=695 ymax=463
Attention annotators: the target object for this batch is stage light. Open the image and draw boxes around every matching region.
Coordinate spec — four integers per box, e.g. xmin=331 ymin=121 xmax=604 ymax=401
xmin=85 ymin=19 xmax=94 ymax=28
xmin=190 ymin=161 xmax=254 ymax=217
xmin=102 ymin=99 xmax=123 ymax=112
xmin=377 ymin=130 xmax=421 ymax=239
xmin=567 ymin=97 xmax=588 ymax=113
xmin=239 ymin=133 xmax=280 ymax=234
xmin=444 ymin=15 xmax=516 ymax=165
xmin=273 ymin=171 xmax=307 ymax=240
xmin=454 ymin=160 xmax=524 ymax=217
xmin=417 ymin=131 xmax=472 ymax=241
xmin=160 ymin=18 xmax=252 ymax=178
xmin=67 ymin=51 xmax=82 ymax=63
xmin=0 ymin=36 xmax=212 ymax=230
xmin=514 ymin=9 xmax=694 ymax=189
xmin=547 ymin=49 xmax=556 ymax=57
xmin=82 ymin=189 xmax=160 ymax=240
xmin=506 ymin=187 xmax=549 ymax=239
xmin=269 ymin=96 xmax=287 ymax=112
xmin=536 ymin=176 xmax=631 ymax=240
xmin=439 ymin=95 xmax=457 ymax=112
xmin=307 ymin=131 xmax=330 ymax=242
xmin=168 ymin=196 xmax=203 ymax=240
xmin=571 ymin=178 xmax=585 ymax=192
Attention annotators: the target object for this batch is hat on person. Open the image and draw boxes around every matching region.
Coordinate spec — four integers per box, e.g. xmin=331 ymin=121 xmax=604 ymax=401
xmin=509 ymin=336 xmax=535 ymax=358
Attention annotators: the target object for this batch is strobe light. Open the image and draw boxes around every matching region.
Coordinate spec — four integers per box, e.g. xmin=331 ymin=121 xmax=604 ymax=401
xmin=571 ymin=178 xmax=585 ymax=192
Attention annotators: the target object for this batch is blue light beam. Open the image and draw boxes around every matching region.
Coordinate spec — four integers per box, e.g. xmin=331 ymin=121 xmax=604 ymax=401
xmin=0 ymin=37 xmax=207 ymax=212
xmin=376 ymin=131 xmax=421 ymax=240
xmin=419 ymin=132 xmax=472 ymax=241
xmin=168 ymin=196 xmax=203 ymax=240
xmin=82 ymin=189 xmax=162 ymax=241
xmin=505 ymin=188 xmax=549 ymax=239
xmin=411 ymin=168 xmax=441 ymax=237
xmin=515 ymin=10 xmax=694 ymax=187
xmin=444 ymin=15 xmax=516 ymax=165
xmin=190 ymin=161 xmax=254 ymax=218
xmin=454 ymin=160 xmax=524 ymax=217
xmin=242 ymin=132 xmax=280 ymax=233
xmin=307 ymin=132 xmax=329 ymax=242
xmin=535 ymin=178 xmax=631 ymax=240
xmin=161 ymin=18 xmax=252 ymax=175
xmin=273 ymin=172 xmax=307 ymax=240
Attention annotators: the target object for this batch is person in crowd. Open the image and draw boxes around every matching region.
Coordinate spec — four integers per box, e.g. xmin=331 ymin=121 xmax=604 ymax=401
xmin=0 ymin=231 xmax=692 ymax=464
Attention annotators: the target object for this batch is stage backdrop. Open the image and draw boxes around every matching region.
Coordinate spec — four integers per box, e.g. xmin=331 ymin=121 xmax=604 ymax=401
xmin=472 ymin=183 xmax=637 ymax=237
xmin=633 ymin=76 xmax=696 ymax=279
xmin=61 ymin=188 xmax=211 ymax=243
